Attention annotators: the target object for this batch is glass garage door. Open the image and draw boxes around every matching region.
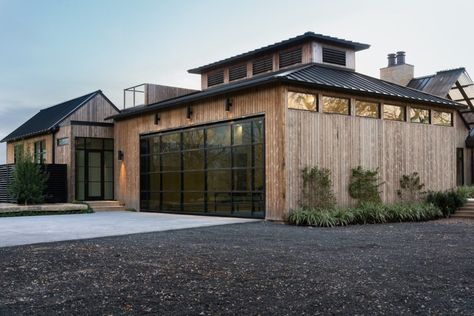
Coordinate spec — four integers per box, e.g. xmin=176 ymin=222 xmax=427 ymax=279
xmin=140 ymin=117 xmax=265 ymax=218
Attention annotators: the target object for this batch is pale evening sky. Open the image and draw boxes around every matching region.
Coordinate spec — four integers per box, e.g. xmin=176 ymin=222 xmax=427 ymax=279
xmin=0 ymin=0 xmax=473 ymax=163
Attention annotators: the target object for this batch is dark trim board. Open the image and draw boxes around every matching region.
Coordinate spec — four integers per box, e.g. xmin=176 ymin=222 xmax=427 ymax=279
xmin=70 ymin=120 xmax=114 ymax=127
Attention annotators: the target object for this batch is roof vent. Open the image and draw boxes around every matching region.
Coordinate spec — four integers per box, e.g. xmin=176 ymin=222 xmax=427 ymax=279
xmin=229 ymin=64 xmax=247 ymax=81
xmin=252 ymin=56 xmax=273 ymax=75
xmin=207 ymin=70 xmax=224 ymax=87
xmin=322 ymin=47 xmax=346 ymax=66
xmin=279 ymin=47 xmax=302 ymax=68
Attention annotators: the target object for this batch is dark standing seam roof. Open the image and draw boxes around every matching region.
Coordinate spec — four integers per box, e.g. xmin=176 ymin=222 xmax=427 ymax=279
xmin=188 ymin=32 xmax=370 ymax=74
xmin=1 ymin=90 xmax=101 ymax=143
xmin=110 ymin=63 xmax=464 ymax=121
xmin=407 ymin=68 xmax=465 ymax=97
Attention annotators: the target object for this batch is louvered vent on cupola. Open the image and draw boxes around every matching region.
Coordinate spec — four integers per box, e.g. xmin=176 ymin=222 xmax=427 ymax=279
xmin=279 ymin=47 xmax=302 ymax=68
xmin=252 ymin=56 xmax=273 ymax=75
xmin=322 ymin=47 xmax=346 ymax=66
xmin=229 ymin=64 xmax=247 ymax=81
xmin=207 ymin=70 xmax=224 ymax=87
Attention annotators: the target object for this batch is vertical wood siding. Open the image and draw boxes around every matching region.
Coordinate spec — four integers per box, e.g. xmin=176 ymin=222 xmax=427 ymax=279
xmin=114 ymin=85 xmax=286 ymax=220
xmin=285 ymin=92 xmax=471 ymax=210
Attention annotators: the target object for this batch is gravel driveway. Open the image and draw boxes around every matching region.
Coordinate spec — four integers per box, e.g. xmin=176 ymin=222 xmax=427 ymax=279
xmin=0 ymin=219 xmax=473 ymax=315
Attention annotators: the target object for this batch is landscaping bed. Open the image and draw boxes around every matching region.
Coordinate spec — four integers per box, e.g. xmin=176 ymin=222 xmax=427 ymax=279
xmin=0 ymin=203 xmax=90 ymax=217
xmin=0 ymin=221 xmax=472 ymax=315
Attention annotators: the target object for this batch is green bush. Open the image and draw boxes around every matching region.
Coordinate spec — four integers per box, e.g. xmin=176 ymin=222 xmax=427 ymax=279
xmin=8 ymin=154 xmax=49 ymax=205
xmin=287 ymin=202 xmax=442 ymax=227
xmin=299 ymin=166 xmax=336 ymax=209
xmin=425 ymin=190 xmax=466 ymax=217
xmin=397 ymin=172 xmax=425 ymax=202
xmin=348 ymin=166 xmax=384 ymax=205
xmin=456 ymin=186 xmax=474 ymax=199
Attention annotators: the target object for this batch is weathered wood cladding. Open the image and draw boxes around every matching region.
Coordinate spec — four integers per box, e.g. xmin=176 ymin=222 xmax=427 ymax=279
xmin=284 ymin=85 xmax=471 ymax=210
xmin=145 ymin=84 xmax=197 ymax=105
xmin=114 ymin=85 xmax=286 ymax=220
xmin=60 ymin=93 xmax=118 ymax=126
xmin=6 ymin=134 xmax=54 ymax=164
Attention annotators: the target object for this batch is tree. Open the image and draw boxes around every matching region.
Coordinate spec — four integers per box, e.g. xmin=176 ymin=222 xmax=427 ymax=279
xmin=299 ymin=166 xmax=336 ymax=209
xmin=8 ymin=153 xmax=48 ymax=205
xmin=349 ymin=166 xmax=384 ymax=205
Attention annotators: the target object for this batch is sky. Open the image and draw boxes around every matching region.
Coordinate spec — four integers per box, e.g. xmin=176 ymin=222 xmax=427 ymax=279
xmin=1 ymin=0 xmax=473 ymax=163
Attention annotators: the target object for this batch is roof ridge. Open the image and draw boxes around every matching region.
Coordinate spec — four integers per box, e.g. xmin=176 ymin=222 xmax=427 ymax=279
xmin=39 ymin=90 xmax=100 ymax=112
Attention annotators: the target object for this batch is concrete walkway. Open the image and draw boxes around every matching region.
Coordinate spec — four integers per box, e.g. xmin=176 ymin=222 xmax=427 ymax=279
xmin=0 ymin=211 xmax=259 ymax=247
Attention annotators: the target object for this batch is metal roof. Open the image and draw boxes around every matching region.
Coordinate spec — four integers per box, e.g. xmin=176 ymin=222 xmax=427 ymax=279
xmin=111 ymin=63 xmax=464 ymax=121
xmin=407 ymin=68 xmax=465 ymax=97
xmin=188 ymin=32 xmax=370 ymax=74
xmin=1 ymin=90 xmax=102 ymax=143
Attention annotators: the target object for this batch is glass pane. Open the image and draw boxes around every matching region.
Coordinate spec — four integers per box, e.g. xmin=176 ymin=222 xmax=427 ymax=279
xmin=432 ymin=111 xmax=453 ymax=126
xmin=149 ymin=174 xmax=160 ymax=192
xmin=208 ymin=170 xmax=231 ymax=191
xmin=183 ymin=192 xmax=205 ymax=212
xmin=207 ymin=125 xmax=231 ymax=147
xmin=355 ymin=100 xmax=379 ymax=118
xmin=86 ymin=138 xmax=103 ymax=150
xmin=104 ymin=151 xmax=114 ymax=169
xmin=76 ymin=150 xmax=85 ymax=167
xmin=322 ymin=96 xmax=350 ymax=115
xmin=254 ymin=168 xmax=264 ymax=191
xmin=104 ymin=182 xmax=113 ymax=200
xmin=233 ymin=169 xmax=252 ymax=191
xmin=233 ymin=122 xmax=252 ymax=145
xmin=162 ymin=172 xmax=181 ymax=191
xmin=140 ymin=156 xmax=150 ymax=173
xmin=287 ymin=92 xmax=317 ymax=111
xmin=88 ymin=152 xmax=101 ymax=167
xmin=88 ymin=182 xmax=101 ymax=197
xmin=448 ymin=88 xmax=463 ymax=101
xmin=140 ymin=192 xmax=150 ymax=210
xmin=104 ymin=139 xmax=114 ymax=150
xmin=183 ymin=129 xmax=204 ymax=150
xmin=89 ymin=168 xmax=101 ymax=181
xmin=183 ymin=171 xmax=205 ymax=191
xmin=383 ymin=104 xmax=405 ymax=121
xmin=410 ymin=108 xmax=430 ymax=124
xmin=208 ymin=192 xmax=232 ymax=213
xmin=150 ymin=137 xmax=161 ymax=154
xmin=148 ymin=155 xmax=160 ymax=173
xmin=183 ymin=150 xmax=204 ymax=171
xmin=148 ymin=192 xmax=160 ymax=210
xmin=161 ymin=133 xmax=181 ymax=152
xmin=207 ymin=147 xmax=231 ymax=169
xmin=233 ymin=192 xmax=253 ymax=214
xmin=254 ymin=144 xmax=264 ymax=168
xmin=253 ymin=120 xmax=264 ymax=143
xmin=233 ymin=146 xmax=252 ymax=168
xmin=104 ymin=168 xmax=113 ymax=182
xmin=76 ymin=181 xmax=85 ymax=201
xmin=140 ymin=174 xmax=150 ymax=192
xmin=162 ymin=152 xmax=181 ymax=171
xmin=162 ymin=191 xmax=181 ymax=211
xmin=77 ymin=166 xmax=85 ymax=182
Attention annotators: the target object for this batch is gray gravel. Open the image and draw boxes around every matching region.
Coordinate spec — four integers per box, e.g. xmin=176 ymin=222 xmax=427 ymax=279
xmin=0 ymin=219 xmax=473 ymax=315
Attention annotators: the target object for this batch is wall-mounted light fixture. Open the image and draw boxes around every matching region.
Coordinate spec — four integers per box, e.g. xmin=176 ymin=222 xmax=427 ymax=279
xmin=154 ymin=113 xmax=160 ymax=125
xmin=225 ymin=98 xmax=232 ymax=111
xmin=118 ymin=150 xmax=124 ymax=161
xmin=186 ymin=105 xmax=193 ymax=119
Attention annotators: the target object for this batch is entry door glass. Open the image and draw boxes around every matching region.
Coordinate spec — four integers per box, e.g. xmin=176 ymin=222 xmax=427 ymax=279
xmin=88 ymin=152 xmax=102 ymax=198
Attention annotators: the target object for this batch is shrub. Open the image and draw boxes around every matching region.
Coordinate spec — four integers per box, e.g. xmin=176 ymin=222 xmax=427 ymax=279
xmin=425 ymin=190 xmax=466 ymax=217
xmin=348 ymin=166 xmax=384 ymax=205
xmin=397 ymin=172 xmax=425 ymax=202
xmin=456 ymin=186 xmax=474 ymax=199
xmin=8 ymin=154 xmax=49 ymax=205
xmin=287 ymin=202 xmax=442 ymax=227
xmin=299 ymin=166 xmax=336 ymax=209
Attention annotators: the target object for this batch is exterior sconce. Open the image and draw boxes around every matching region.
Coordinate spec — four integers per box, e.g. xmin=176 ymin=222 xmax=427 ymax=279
xmin=225 ymin=98 xmax=232 ymax=111
xmin=154 ymin=113 xmax=160 ymax=125
xmin=186 ymin=106 xmax=193 ymax=119
xmin=118 ymin=150 xmax=124 ymax=161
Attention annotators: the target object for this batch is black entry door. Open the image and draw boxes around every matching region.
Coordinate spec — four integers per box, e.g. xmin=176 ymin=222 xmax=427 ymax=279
xmin=86 ymin=150 xmax=103 ymax=200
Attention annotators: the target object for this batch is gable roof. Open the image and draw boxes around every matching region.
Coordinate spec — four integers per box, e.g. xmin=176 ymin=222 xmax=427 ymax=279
xmin=1 ymin=90 xmax=106 ymax=143
xmin=407 ymin=68 xmax=465 ymax=97
xmin=111 ymin=63 xmax=465 ymax=121
xmin=188 ymin=32 xmax=370 ymax=74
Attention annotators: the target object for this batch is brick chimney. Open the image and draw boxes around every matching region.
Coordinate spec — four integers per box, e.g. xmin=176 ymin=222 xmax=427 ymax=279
xmin=380 ymin=51 xmax=414 ymax=86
